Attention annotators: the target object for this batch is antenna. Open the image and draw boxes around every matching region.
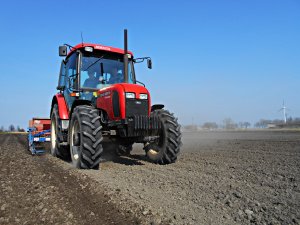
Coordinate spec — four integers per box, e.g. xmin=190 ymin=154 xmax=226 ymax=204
xmin=81 ymin=32 xmax=84 ymax=46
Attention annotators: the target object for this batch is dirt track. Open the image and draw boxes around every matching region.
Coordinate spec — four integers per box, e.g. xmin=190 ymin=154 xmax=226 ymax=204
xmin=0 ymin=131 xmax=300 ymax=225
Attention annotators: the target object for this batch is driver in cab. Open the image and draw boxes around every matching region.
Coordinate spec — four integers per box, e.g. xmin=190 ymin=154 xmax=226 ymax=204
xmin=108 ymin=67 xmax=123 ymax=84
xmin=83 ymin=69 xmax=99 ymax=88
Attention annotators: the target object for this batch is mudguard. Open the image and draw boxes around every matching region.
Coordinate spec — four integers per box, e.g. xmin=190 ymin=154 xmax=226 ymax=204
xmin=51 ymin=94 xmax=69 ymax=120
xmin=151 ymin=104 xmax=164 ymax=112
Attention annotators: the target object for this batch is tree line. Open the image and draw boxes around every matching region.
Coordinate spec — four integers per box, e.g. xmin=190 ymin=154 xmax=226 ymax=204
xmin=184 ymin=118 xmax=252 ymax=130
xmin=183 ymin=117 xmax=300 ymax=131
xmin=254 ymin=117 xmax=300 ymax=128
xmin=0 ymin=125 xmax=25 ymax=132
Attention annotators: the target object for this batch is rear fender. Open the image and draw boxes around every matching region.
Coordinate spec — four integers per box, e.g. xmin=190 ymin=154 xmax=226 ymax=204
xmin=51 ymin=94 xmax=69 ymax=120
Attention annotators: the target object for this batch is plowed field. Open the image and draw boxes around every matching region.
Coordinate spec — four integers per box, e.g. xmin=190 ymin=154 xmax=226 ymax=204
xmin=0 ymin=130 xmax=299 ymax=225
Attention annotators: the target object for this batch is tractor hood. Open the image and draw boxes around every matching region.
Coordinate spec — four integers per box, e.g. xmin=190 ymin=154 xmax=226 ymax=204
xmin=97 ymin=83 xmax=150 ymax=99
xmin=96 ymin=83 xmax=151 ymax=120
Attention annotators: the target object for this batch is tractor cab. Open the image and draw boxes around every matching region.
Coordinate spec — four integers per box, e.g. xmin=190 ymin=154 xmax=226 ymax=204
xmin=57 ymin=43 xmax=151 ymax=104
xmin=57 ymin=43 xmax=152 ymax=118
xmin=58 ymin=44 xmax=150 ymax=88
xmin=80 ymin=49 xmax=135 ymax=89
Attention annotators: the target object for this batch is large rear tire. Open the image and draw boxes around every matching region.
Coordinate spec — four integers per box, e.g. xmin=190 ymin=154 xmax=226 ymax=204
xmin=50 ymin=104 xmax=70 ymax=159
xmin=69 ymin=105 xmax=103 ymax=169
xmin=144 ymin=109 xmax=182 ymax=164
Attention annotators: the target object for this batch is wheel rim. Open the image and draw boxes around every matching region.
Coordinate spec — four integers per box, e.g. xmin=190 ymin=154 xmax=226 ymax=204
xmin=70 ymin=120 xmax=80 ymax=162
xmin=146 ymin=143 xmax=160 ymax=158
xmin=146 ymin=122 xmax=165 ymax=158
xmin=51 ymin=118 xmax=57 ymax=154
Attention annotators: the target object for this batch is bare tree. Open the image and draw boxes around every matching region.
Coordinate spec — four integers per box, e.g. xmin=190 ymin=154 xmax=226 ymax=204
xmin=202 ymin=122 xmax=218 ymax=130
xmin=255 ymin=119 xmax=272 ymax=128
xmin=244 ymin=122 xmax=251 ymax=129
xmin=287 ymin=117 xmax=293 ymax=123
xmin=239 ymin=122 xmax=251 ymax=129
xmin=223 ymin=118 xmax=237 ymax=130
xmin=294 ymin=117 xmax=300 ymax=122
xmin=8 ymin=124 xmax=15 ymax=132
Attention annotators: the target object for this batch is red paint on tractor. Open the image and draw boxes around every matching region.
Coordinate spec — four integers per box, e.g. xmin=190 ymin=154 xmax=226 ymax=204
xmin=55 ymin=93 xmax=69 ymax=119
xmin=68 ymin=43 xmax=133 ymax=57
xmin=96 ymin=83 xmax=151 ymax=120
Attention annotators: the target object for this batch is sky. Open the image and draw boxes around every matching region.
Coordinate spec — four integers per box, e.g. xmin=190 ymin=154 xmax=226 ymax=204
xmin=0 ymin=0 xmax=299 ymax=129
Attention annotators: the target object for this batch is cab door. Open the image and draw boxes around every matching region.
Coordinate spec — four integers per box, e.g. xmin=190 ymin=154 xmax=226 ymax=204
xmin=63 ymin=52 xmax=79 ymax=110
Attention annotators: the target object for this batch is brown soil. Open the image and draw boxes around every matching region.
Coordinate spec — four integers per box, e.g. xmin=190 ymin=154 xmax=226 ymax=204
xmin=0 ymin=134 xmax=141 ymax=225
xmin=0 ymin=130 xmax=299 ymax=225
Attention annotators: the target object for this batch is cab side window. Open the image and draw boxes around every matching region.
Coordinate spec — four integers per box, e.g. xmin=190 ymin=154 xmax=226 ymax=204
xmin=58 ymin=60 xmax=66 ymax=88
xmin=65 ymin=53 xmax=77 ymax=90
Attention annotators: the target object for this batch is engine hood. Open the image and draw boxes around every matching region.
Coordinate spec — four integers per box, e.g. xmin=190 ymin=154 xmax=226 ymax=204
xmin=97 ymin=83 xmax=150 ymax=99
xmin=96 ymin=83 xmax=151 ymax=120
xmin=118 ymin=83 xmax=150 ymax=98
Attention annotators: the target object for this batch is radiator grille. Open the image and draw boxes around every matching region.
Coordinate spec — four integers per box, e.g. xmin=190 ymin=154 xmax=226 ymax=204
xmin=125 ymin=99 xmax=148 ymax=117
xmin=127 ymin=114 xmax=161 ymax=137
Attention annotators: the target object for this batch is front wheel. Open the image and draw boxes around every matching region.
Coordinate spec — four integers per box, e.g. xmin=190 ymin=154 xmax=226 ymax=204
xmin=69 ymin=105 xmax=103 ymax=169
xmin=144 ymin=109 xmax=182 ymax=164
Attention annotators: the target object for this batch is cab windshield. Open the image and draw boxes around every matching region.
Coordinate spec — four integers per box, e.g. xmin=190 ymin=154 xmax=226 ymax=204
xmin=80 ymin=52 xmax=135 ymax=90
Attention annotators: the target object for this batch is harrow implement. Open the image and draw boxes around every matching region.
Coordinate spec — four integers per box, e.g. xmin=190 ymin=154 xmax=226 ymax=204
xmin=27 ymin=118 xmax=51 ymax=155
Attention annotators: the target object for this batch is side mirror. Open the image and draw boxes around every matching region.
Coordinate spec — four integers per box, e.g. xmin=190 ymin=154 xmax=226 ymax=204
xmin=59 ymin=46 xmax=67 ymax=56
xmin=147 ymin=58 xmax=152 ymax=69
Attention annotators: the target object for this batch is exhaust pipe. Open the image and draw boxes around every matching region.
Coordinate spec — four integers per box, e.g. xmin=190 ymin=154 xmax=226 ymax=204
xmin=124 ymin=29 xmax=128 ymax=83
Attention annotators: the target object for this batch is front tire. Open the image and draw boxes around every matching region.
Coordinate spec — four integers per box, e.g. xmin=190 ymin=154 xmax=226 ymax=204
xmin=144 ymin=109 xmax=182 ymax=164
xmin=69 ymin=105 xmax=103 ymax=169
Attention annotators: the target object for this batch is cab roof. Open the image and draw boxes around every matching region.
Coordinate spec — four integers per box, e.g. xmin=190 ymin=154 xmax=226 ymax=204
xmin=68 ymin=43 xmax=133 ymax=57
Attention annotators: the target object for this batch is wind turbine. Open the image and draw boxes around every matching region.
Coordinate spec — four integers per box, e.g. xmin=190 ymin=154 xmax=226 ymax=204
xmin=278 ymin=100 xmax=287 ymax=124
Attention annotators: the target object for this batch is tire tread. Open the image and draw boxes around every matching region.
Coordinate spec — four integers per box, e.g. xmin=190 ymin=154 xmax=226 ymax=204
xmin=70 ymin=105 xmax=103 ymax=169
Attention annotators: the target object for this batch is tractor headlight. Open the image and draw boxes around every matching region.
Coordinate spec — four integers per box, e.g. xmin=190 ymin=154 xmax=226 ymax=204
xmin=139 ymin=94 xmax=148 ymax=100
xmin=125 ymin=92 xmax=135 ymax=99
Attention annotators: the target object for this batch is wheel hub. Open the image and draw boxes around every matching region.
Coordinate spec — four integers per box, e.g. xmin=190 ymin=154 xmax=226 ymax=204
xmin=73 ymin=132 xmax=80 ymax=146
xmin=148 ymin=149 xmax=159 ymax=156
xmin=72 ymin=146 xmax=79 ymax=160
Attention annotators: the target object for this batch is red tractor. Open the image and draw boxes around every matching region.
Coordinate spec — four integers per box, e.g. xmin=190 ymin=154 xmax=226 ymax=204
xmin=50 ymin=30 xmax=182 ymax=169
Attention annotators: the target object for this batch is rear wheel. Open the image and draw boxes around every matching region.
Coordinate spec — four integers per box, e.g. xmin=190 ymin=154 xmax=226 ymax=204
xmin=50 ymin=104 xmax=70 ymax=159
xmin=144 ymin=109 xmax=182 ymax=164
xmin=69 ymin=105 xmax=103 ymax=169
